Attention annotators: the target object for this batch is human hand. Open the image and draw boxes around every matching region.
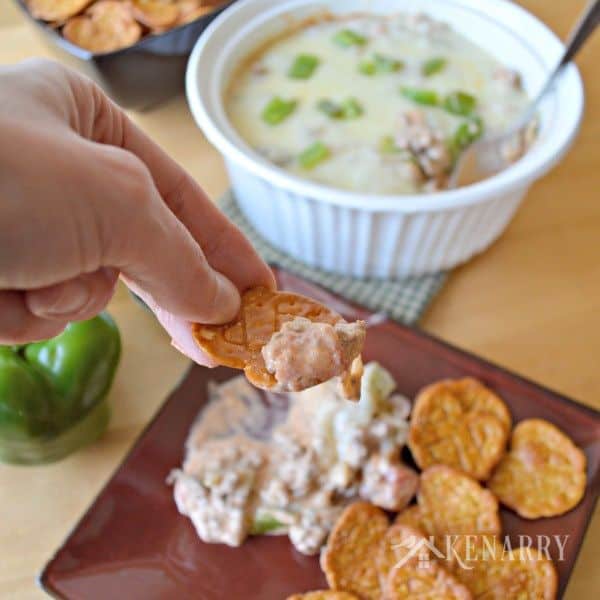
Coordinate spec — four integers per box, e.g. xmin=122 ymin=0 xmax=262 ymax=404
xmin=0 ymin=59 xmax=275 ymax=364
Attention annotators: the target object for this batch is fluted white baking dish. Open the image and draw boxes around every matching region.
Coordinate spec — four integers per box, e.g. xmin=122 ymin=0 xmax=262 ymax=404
xmin=186 ymin=0 xmax=584 ymax=278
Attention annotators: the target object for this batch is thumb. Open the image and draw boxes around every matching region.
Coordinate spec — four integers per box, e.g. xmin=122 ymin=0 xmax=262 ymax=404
xmin=95 ymin=145 xmax=241 ymax=325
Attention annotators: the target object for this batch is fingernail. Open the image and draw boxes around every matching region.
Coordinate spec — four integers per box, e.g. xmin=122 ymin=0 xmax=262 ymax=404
xmin=41 ymin=279 xmax=90 ymax=317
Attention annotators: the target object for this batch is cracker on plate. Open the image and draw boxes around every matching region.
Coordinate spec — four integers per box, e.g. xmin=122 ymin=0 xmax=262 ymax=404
xmin=488 ymin=418 xmax=586 ymax=518
xmin=417 ymin=465 xmax=501 ymax=552
xmin=409 ymin=378 xmax=511 ymax=480
xmin=378 ymin=524 xmax=472 ymax=599
xmin=393 ymin=505 xmax=430 ymax=534
xmin=321 ymin=502 xmax=389 ymax=600
xmin=286 ymin=592 xmax=359 ymax=600
xmin=450 ymin=536 xmax=557 ymax=600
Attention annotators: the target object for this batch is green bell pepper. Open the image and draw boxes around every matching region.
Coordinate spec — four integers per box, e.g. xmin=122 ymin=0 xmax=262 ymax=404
xmin=0 ymin=312 xmax=121 ymax=443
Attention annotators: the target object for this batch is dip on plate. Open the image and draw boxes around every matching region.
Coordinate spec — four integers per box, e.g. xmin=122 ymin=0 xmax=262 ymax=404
xmin=170 ymin=362 xmax=418 ymax=555
xmin=227 ymin=12 xmax=533 ymax=194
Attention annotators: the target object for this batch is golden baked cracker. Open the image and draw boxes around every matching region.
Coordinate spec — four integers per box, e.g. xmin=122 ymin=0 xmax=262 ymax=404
xmin=488 ymin=418 xmax=586 ymax=518
xmin=417 ymin=466 xmax=501 ymax=552
xmin=387 ymin=563 xmax=472 ymax=600
xmin=63 ymin=1 xmax=142 ymax=53
xmin=408 ymin=378 xmax=511 ymax=480
xmin=450 ymin=539 xmax=557 ymax=600
xmin=339 ymin=356 xmax=364 ymax=401
xmin=26 ymin=0 xmax=93 ymax=21
xmin=377 ymin=524 xmax=428 ymax=582
xmin=393 ymin=505 xmax=430 ymax=534
xmin=175 ymin=0 xmax=213 ymax=25
xmin=379 ymin=524 xmax=472 ymax=600
xmin=286 ymin=592 xmax=359 ymax=600
xmin=193 ymin=287 xmax=364 ymax=392
xmin=131 ymin=0 xmax=180 ymax=29
xmin=321 ymin=502 xmax=389 ymax=600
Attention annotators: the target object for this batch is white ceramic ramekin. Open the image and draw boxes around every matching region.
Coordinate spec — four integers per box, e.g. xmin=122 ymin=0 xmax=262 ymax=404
xmin=186 ymin=0 xmax=584 ymax=278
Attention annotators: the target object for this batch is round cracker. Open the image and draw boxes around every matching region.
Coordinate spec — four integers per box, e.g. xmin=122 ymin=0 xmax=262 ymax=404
xmin=26 ymin=0 xmax=93 ymax=21
xmin=417 ymin=466 xmax=501 ymax=552
xmin=450 ymin=539 xmax=557 ymax=600
xmin=488 ymin=419 xmax=586 ymax=518
xmin=175 ymin=0 xmax=214 ymax=25
xmin=394 ymin=505 xmax=431 ymax=535
xmin=380 ymin=525 xmax=472 ymax=600
xmin=409 ymin=378 xmax=511 ymax=480
xmin=286 ymin=592 xmax=359 ymax=600
xmin=193 ymin=287 xmax=353 ymax=390
xmin=321 ymin=502 xmax=389 ymax=600
xmin=62 ymin=1 xmax=142 ymax=53
xmin=131 ymin=0 xmax=179 ymax=29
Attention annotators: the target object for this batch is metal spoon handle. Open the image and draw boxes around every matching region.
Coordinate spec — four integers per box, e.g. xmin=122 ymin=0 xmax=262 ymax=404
xmin=561 ymin=0 xmax=600 ymax=66
xmin=510 ymin=0 xmax=599 ymax=135
xmin=535 ymin=0 xmax=599 ymax=105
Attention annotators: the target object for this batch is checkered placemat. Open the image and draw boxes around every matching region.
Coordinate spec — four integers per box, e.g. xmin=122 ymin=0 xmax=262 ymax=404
xmin=219 ymin=191 xmax=447 ymax=325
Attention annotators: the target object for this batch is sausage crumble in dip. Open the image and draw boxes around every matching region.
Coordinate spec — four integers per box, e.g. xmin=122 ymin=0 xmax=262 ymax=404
xmin=170 ymin=362 xmax=418 ymax=555
xmin=262 ymin=317 xmax=366 ymax=392
xmin=227 ymin=12 xmax=534 ymax=194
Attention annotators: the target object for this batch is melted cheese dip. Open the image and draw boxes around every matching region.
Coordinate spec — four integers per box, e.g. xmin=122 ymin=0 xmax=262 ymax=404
xmin=170 ymin=363 xmax=418 ymax=555
xmin=227 ymin=12 xmax=530 ymax=194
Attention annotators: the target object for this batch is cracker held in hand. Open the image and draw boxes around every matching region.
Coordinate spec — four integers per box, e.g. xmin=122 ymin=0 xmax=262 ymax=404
xmin=408 ymin=378 xmax=511 ymax=480
xmin=488 ymin=418 xmax=586 ymax=518
xmin=416 ymin=466 xmax=501 ymax=551
xmin=450 ymin=537 xmax=557 ymax=600
xmin=378 ymin=524 xmax=472 ymax=600
xmin=26 ymin=0 xmax=93 ymax=21
xmin=62 ymin=1 xmax=142 ymax=53
xmin=321 ymin=502 xmax=389 ymax=600
xmin=286 ymin=592 xmax=359 ymax=600
xmin=193 ymin=287 xmax=366 ymax=393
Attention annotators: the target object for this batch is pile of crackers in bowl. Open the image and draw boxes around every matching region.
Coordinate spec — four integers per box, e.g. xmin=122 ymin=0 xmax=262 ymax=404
xmin=24 ymin=0 xmax=226 ymax=53
xmin=288 ymin=378 xmax=587 ymax=600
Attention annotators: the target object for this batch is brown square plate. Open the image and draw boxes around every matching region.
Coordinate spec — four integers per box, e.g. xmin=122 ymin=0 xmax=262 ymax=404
xmin=40 ymin=268 xmax=600 ymax=599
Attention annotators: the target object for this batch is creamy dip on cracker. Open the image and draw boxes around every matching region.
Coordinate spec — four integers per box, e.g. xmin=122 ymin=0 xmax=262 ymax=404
xmin=227 ymin=12 xmax=531 ymax=193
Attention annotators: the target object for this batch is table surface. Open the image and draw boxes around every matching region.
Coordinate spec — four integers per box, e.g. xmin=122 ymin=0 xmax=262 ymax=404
xmin=1 ymin=2 xmax=598 ymax=598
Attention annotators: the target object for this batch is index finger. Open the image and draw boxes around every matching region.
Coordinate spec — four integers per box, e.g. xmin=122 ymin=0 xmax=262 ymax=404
xmin=81 ymin=75 xmax=275 ymax=293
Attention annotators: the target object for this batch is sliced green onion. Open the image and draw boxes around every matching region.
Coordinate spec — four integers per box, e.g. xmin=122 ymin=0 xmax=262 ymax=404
xmin=401 ymin=87 xmax=440 ymax=107
xmin=288 ymin=54 xmax=320 ymax=79
xmin=422 ymin=57 xmax=447 ymax=77
xmin=379 ymin=135 xmax=399 ymax=154
xmin=359 ymin=54 xmax=404 ymax=75
xmin=299 ymin=141 xmax=330 ymax=169
xmin=333 ymin=29 xmax=367 ymax=47
xmin=261 ymin=96 xmax=298 ymax=125
xmin=358 ymin=61 xmax=377 ymax=76
xmin=317 ymin=98 xmax=364 ymax=120
xmin=317 ymin=99 xmax=344 ymax=118
xmin=452 ymin=117 xmax=484 ymax=151
xmin=374 ymin=53 xmax=404 ymax=73
xmin=340 ymin=97 xmax=364 ymax=118
xmin=444 ymin=91 xmax=477 ymax=116
xmin=250 ymin=514 xmax=285 ymax=535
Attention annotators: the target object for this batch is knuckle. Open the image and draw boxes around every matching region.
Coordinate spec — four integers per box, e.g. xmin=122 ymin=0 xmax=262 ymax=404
xmin=101 ymin=147 xmax=155 ymax=212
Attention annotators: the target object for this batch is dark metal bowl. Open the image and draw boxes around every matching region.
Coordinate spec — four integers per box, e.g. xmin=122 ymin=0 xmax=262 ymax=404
xmin=14 ymin=0 xmax=236 ymax=111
